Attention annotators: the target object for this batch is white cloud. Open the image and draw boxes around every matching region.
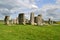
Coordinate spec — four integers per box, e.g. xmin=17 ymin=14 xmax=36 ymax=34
xmin=40 ymin=4 xmax=60 ymax=11
xmin=35 ymin=4 xmax=60 ymax=21
xmin=0 ymin=0 xmax=38 ymax=16
xmin=0 ymin=0 xmax=38 ymax=20
xmin=56 ymin=0 xmax=60 ymax=4
xmin=0 ymin=8 xmax=12 ymax=16
xmin=0 ymin=0 xmax=60 ymax=21
xmin=40 ymin=0 xmax=60 ymax=21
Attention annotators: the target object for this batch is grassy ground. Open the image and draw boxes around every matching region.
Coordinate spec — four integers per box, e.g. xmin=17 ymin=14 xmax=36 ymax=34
xmin=0 ymin=23 xmax=60 ymax=40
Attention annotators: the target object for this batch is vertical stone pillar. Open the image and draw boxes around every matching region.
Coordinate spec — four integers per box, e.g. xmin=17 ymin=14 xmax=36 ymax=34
xmin=18 ymin=13 xmax=26 ymax=25
xmin=34 ymin=17 xmax=37 ymax=23
xmin=30 ymin=12 xmax=34 ymax=25
xmin=16 ymin=18 xmax=19 ymax=24
xmin=11 ymin=18 xmax=18 ymax=24
xmin=26 ymin=19 xmax=29 ymax=24
xmin=4 ymin=16 xmax=10 ymax=25
xmin=34 ymin=17 xmax=37 ymax=25
xmin=37 ymin=14 xmax=42 ymax=25
xmin=48 ymin=18 xmax=53 ymax=24
xmin=48 ymin=18 xmax=51 ymax=24
xmin=11 ymin=19 xmax=13 ymax=24
xmin=13 ymin=19 xmax=16 ymax=24
xmin=51 ymin=21 xmax=53 ymax=24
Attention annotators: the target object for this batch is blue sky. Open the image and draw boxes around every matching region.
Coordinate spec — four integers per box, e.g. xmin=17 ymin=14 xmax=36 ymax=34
xmin=0 ymin=0 xmax=60 ymax=21
xmin=35 ymin=0 xmax=56 ymax=7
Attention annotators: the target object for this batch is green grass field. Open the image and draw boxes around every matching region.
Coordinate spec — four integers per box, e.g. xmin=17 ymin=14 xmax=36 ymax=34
xmin=0 ymin=23 xmax=60 ymax=40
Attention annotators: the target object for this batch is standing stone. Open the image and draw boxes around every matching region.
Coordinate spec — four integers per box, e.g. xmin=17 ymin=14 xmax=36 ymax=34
xmin=11 ymin=18 xmax=19 ymax=24
xmin=26 ymin=19 xmax=29 ymax=24
xmin=34 ymin=17 xmax=37 ymax=25
xmin=48 ymin=18 xmax=51 ymax=24
xmin=18 ymin=13 xmax=26 ymax=25
xmin=4 ymin=16 xmax=10 ymax=25
xmin=11 ymin=19 xmax=14 ymax=24
xmin=34 ymin=17 xmax=37 ymax=23
xmin=11 ymin=19 xmax=15 ymax=24
xmin=30 ymin=12 xmax=34 ymax=25
xmin=37 ymin=14 xmax=42 ymax=25
xmin=16 ymin=18 xmax=19 ymax=24
xmin=48 ymin=18 xmax=53 ymax=24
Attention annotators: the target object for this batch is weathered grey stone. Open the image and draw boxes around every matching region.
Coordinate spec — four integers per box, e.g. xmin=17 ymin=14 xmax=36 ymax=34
xmin=30 ymin=12 xmax=34 ymax=25
xmin=37 ymin=14 xmax=42 ymax=25
xmin=18 ymin=13 xmax=26 ymax=25
xmin=34 ymin=17 xmax=37 ymax=23
xmin=16 ymin=18 xmax=19 ymax=24
xmin=11 ymin=18 xmax=19 ymax=24
xmin=48 ymin=18 xmax=53 ymax=24
xmin=11 ymin=19 xmax=13 ymax=24
xmin=26 ymin=19 xmax=29 ymax=24
xmin=4 ymin=16 xmax=10 ymax=25
xmin=13 ymin=19 xmax=16 ymax=24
